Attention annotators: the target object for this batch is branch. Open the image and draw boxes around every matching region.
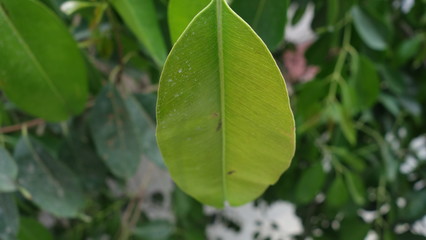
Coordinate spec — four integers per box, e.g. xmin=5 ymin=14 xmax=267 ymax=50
xmin=0 ymin=118 xmax=44 ymax=134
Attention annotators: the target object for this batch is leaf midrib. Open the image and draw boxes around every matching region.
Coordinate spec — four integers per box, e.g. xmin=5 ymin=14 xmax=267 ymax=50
xmin=216 ymin=0 xmax=227 ymax=203
xmin=0 ymin=5 xmax=68 ymax=113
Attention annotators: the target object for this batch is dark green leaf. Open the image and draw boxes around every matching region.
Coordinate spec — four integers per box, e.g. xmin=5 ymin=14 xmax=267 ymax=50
xmin=17 ymin=217 xmax=53 ymax=240
xmin=331 ymin=147 xmax=366 ymax=172
xmin=397 ymin=34 xmax=424 ymax=66
xmin=351 ymin=6 xmax=388 ymax=50
xmin=231 ymin=0 xmax=288 ymax=50
xmin=59 ymin=119 xmax=108 ymax=193
xmin=124 ymin=95 xmax=164 ymax=168
xmin=0 ymin=194 xmax=19 ymax=240
xmin=0 ymin=0 xmax=88 ymax=121
xmin=352 ymin=55 xmax=380 ymax=110
xmin=295 ymin=162 xmax=326 ymax=204
xmin=380 ymin=94 xmax=400 ymax=116
xmin=339 ymin=217 xmax=370 ymax=240
xmin=0 ymin=147 xmax=17 ymax=192
xmin=14 ymin=136 xmax=85 ymax=217
xmin=344 ymin=172 xmax=366 ymax=205
xmin=89 ymin=85 xmax=142 ymax=178
xmin=111 ymin=0 xmax=167 ymax=66
xmin=326 ymin=176 xmax=349 ymax=208
xmin=134 ymin=93 xmax=158 ymax=121
xmin=328 ymin=103 xmax=356 ymax=145
xmin=399 ymin=189 xmax=426 ymax=221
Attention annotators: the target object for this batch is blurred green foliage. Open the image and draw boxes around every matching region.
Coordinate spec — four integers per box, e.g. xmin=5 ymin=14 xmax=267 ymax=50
xmin=0 ymin=0 xmax=425 ymax=239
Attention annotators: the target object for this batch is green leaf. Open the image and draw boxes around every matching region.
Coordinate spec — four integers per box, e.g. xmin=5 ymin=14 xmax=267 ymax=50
xmin=344 ymin=171 xmax=366 ymax=206
xmin=90 ymin=85 xmax=164 ymax=178
xmin=124 ymin=95 xmax=164 ymax=168
xmin=14 ymin=136 xmax=85 ymax=217
xmin=0 ymin=102 xmax=11 ymax=127
xmin=331 ymin=147 xmax=366 ymax=172
xmin=326 ymin=176 xmax=349 ymax=208
xmin=0 ymin=194 xmax=19 ymax=240
xmin=168 ymin=0 xmax=211 ymax=44
xmin=231 ymin=0 xmax=288 ymax=50
xmin=157 ymin=0 xmax=295 ymax=207
xmin=380 ymin=94 xmax=400 ymax=116
xmin=134 ymin=93 xmax=158 ymax=121
xmin=351 ymin=6 xmax=388 ymax=50
xmin=327 ymin=0 xmax=339 ymax=26
xmin=328 ymin=103 xmax=356 ymax=145
xmin=381 ymin=143 xmax=398 ymax=183
xmin=352 ymin=55 xmax=380 ymax=110
xmin=339 ymin=217 xmax=370 ymax=240
xmin=295 ymin=162 xmax=326 ymax=204
xmin=0 ymin=0 xmax=88 ymax=121
xmin=397 ymin=34 xmax=424 ymax=66
xmin=133 ymin=221 xmax=174 ymax=240
xmin=17 ymin=218 xmax=53 ymax=240
xmin=0 ymin=147 xmax=18 ymax=192
xmin=111 ymin=0 xmax=167 ymax=66
xmin=90 ymin=85 xmax=142 ymax=178
xmin=59 ymin=120 xmax=108 ymax=193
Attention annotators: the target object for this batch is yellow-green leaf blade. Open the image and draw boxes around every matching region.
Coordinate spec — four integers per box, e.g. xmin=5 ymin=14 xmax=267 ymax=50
xmin=157 ymin=0 xmax=295 ymax=207
xmin=168 ymin=0 xmax=211 ymax=44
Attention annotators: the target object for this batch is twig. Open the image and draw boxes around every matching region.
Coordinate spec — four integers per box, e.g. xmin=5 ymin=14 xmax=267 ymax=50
xmin=0 ymin=118 xmax=44 ymax=134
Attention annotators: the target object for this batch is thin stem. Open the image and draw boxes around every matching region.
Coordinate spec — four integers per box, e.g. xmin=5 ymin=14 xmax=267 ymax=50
xmin=0 ymin=118 xmax=44 ymax=134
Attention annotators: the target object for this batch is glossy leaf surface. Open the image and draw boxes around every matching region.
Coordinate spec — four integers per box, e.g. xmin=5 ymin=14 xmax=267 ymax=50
xmin=231 ymin=0 xmax=288 ymax=50
xmin=0 ymin=0 xmax=88 ymax=121
xmin=0 ymin=194 xmax=19 ymax=240
xmin=157 ymin=0 xmax=295 ymax=207
xmin=168 ymin=0 xmax=210 ymax=44
xmin=0 ymin=147 xmax=17 ymax=192
xmin=14 ymin=136 xmax=84 ymax=217
xmin=111 ymin=0 xmax=167 ymax=66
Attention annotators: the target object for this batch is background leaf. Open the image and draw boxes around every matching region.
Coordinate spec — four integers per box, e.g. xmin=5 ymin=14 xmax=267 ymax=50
xmin=17 ymin=217 xmax=53 ymax=240
xmin=351 ymin=55 xmax=380 ymax=110
xmin=157 ymin=0 xmax=295 ymax=207
xmin=89 ymin=85 xmax=142 ymax=178
xmin=0 ymin=194 xmax=19 ymax=240
xmin=326 ymin=176 xmax=349 ymax=208
xmin=14 ymin=136 xmax=85 ymax=217
xmin=0 ymin=147 xmax=18 ymax=192
xmin=351 ymin=6 xmax=388 ymax=50
xmin=0 ymin=0 xmax=88 ymax=121
xmin=111 ymin=0 xmax=167 ymax=66
xmin=124 ymin=95 xmax=164 ymax=168
xmin=231 ymin=0 xmax=288 ymax=50
xmin=295 ymin=162 xmax=326 ymax=204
